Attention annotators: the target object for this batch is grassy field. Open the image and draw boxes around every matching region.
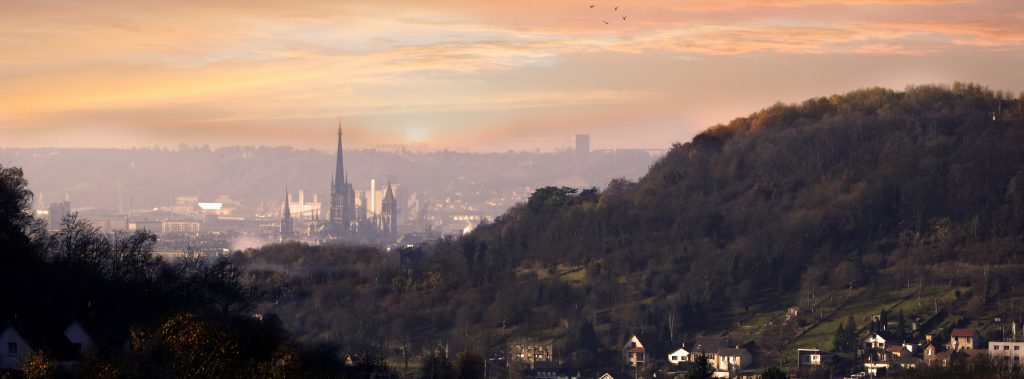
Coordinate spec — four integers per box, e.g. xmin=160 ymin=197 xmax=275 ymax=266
xmin=791 ymin=285 xmax=963 ymax=351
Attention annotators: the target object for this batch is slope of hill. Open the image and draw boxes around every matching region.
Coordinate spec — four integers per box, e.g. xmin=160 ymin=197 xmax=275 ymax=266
xmin=239 ymin=83 xmax=1024 ymax=376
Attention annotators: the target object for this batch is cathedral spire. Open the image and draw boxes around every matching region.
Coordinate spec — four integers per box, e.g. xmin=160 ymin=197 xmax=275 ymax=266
xmin=383 ymin=179 xmax=395 ymax=202
xmin=283 ymin=185 xmax=291 ymax=215
xmin=328 ymin=120 xmax=354 ymax=235
xmin=335 ymin=120 xmax=345 ymax=187
xmin=281 ymin=185 xmax=294 ymax=240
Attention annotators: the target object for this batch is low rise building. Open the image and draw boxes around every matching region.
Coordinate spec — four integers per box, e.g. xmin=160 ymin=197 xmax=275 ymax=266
xmin=988 ymin=341 xmax=1024 ymax=364
xmin=509 ymin=340 xmax=554 ymax=367
xmin=797 ymin=348 xmax=830 ymax=369
xmin=668 ymin=345 xmax=690 ymax=365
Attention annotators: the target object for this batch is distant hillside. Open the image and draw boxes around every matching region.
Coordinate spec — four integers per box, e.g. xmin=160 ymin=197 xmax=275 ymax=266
xmin=239 ymin=83 xmax=1024 ymax=376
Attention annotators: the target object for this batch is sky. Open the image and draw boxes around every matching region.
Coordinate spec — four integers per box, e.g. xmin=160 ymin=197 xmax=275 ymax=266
xmin=1 ymin=0 xmax=1023 ymax=151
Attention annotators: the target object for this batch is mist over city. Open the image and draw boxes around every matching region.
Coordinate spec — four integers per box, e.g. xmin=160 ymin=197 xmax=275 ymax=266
xmin=0 ymin=137 xmax=659 ymax=253
xmin=2 ymin=1 xmax=1024 ymax=379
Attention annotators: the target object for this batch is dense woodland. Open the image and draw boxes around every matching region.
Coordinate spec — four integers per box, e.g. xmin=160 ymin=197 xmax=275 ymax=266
xmin=0 ymin=166 xmax=391 ymax=378
xmin=4 ymin=83 xmax=1024 ymax=378
xmin=236 ymin=83 xmax=1024 ymax=376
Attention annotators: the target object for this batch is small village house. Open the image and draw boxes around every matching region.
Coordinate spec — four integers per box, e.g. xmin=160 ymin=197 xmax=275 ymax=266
xmin=0 ymin=325 xmax=32 ymax=370
xmin=950 ymin=328 xmax=982 ymax=350
xmin=668 ymin=345 xmax=690 ymax=366
xmin=797 ymin=348 xmax=830 ymax=369
xmin=64 ymin=320 xmax=94 ymax=354
xmin=622 ymin=335 xmax=647 ymax=367
xmin=864 ymin=331 xmax=898 ymax=350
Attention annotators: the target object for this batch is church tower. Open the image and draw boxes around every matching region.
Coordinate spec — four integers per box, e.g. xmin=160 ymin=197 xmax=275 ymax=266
xmin=328 ymin=122 xmax=354 ymax=237
xmin=281 ymin=187 xmax=294 ymax=241
xmin=380 ymin=180 xmax=398 ymax=243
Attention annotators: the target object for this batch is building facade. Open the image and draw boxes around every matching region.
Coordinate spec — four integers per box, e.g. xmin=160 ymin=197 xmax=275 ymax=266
xmin=47 ymin=200 xmax=71 ymax=231
xmin=989 ymin=341 xmax=1024 ymax=364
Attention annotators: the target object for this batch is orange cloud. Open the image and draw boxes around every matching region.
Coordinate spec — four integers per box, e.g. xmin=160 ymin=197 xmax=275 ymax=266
xmin=0 ymin=0 xmax=1021 ymax=150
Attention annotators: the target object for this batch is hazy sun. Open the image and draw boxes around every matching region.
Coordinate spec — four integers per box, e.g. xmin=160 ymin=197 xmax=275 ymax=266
xmin=405 ymin=125 xmax=430 ymax=143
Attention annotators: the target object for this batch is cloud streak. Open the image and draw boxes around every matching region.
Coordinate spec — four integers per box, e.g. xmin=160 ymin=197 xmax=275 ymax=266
xmin=1 ymin=0 xmax=1022 ymax=150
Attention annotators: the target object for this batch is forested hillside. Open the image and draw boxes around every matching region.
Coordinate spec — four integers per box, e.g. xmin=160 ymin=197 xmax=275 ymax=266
xmin=242 ymin=83 xmax=1024 ymax=376
xmin=0 ymin=165 xmax=387 ymax=378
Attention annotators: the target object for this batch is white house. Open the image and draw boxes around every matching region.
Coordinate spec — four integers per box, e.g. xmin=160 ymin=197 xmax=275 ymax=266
xmin=864 ymin=331 xmax=898 ymax=350
xmin=797 ymin=348 xmax=829 ymax=368
xmin=1 ymin=326 xmax=33 ymax=370
xmin=64 ymin=320 xmax=94 ymax=354
xmin=668 ymin=346 xmax=690 ymax=365
xmin=622 ymin=335 xmax=647 ymax=367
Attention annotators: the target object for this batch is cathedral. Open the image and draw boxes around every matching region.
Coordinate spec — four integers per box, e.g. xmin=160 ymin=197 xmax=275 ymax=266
xmin=281 ymin=123 xmax=399 ymax=244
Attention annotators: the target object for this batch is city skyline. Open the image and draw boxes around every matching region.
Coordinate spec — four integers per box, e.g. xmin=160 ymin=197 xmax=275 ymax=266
xmin=2 ymin=0 xmax=1023 ymax=151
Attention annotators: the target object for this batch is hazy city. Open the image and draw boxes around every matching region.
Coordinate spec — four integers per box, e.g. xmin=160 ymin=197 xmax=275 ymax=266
xmin=2 ymin=1 xmax=1024 ymax=379
xmin=0 ymin=136 xmax=661 ymax=257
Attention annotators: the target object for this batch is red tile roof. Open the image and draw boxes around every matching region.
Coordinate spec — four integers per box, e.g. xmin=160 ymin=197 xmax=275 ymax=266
xmin=951 ymin=328 xmax=976 ymax=337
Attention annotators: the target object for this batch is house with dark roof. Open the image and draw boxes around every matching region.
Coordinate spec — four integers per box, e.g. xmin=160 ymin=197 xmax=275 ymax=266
xmin=690 ymin=336 xmax=727 ymax=361
xmin=716 ymin=347 xmax=752 ymax=373
xmin=797 ymin=348 xmax=831 ymax=369
xmin=685 ymin=336 xmax=752 ymax=377
xmin=923 ymin=342 xmax=958 ymax=367
xmin=0 ymin=320 xmax=81 ymax=372
xmin=895 ymin=355 xmax=923 ymax=370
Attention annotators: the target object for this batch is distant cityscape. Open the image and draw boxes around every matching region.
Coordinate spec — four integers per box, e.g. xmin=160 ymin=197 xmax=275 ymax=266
xmin=24 ymin=129 xmax=662 ymax=260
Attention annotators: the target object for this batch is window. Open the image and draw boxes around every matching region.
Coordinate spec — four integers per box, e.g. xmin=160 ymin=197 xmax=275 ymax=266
xmin=8 ymin=342 xmax=16 ymax=355
xmin=1006 ymin=346 xmax=1011 ymax=351
xmin=1016 ymin=346 xmax=1020 ymax=351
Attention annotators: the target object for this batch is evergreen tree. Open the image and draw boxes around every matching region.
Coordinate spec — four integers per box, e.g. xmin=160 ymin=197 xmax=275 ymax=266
xmin=574 ymin=319 xmax=598 ymax=351
xmin=686 ymin=354 xmax=714 ymax=379
xmin=842 ymin=316 xmax=859 ymax=352
xmin=762 ymin=366 xmax=788 ymax=379
xmin=833 ymin=323 xmax=846 ymax=352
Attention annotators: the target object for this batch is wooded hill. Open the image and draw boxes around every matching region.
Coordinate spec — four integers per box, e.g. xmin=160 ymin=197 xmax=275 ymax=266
xmin=240 ymin=83 xmax=1024 ymax=376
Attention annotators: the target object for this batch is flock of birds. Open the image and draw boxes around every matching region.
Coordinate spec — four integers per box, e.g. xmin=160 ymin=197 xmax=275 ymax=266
xmin=589 ymin=4 xmax=627 ymax=24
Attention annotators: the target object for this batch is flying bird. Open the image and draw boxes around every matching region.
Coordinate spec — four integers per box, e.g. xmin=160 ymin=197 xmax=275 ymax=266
xmin=614 ymin=6 xmax=618 ymax=10
xmin=622 ymin=16 xmax=627 ymax=20
xmin=589 ymin=4 xmax=595 ymax=8
xmin=603 ymin=20 xmax=609 ymax=24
